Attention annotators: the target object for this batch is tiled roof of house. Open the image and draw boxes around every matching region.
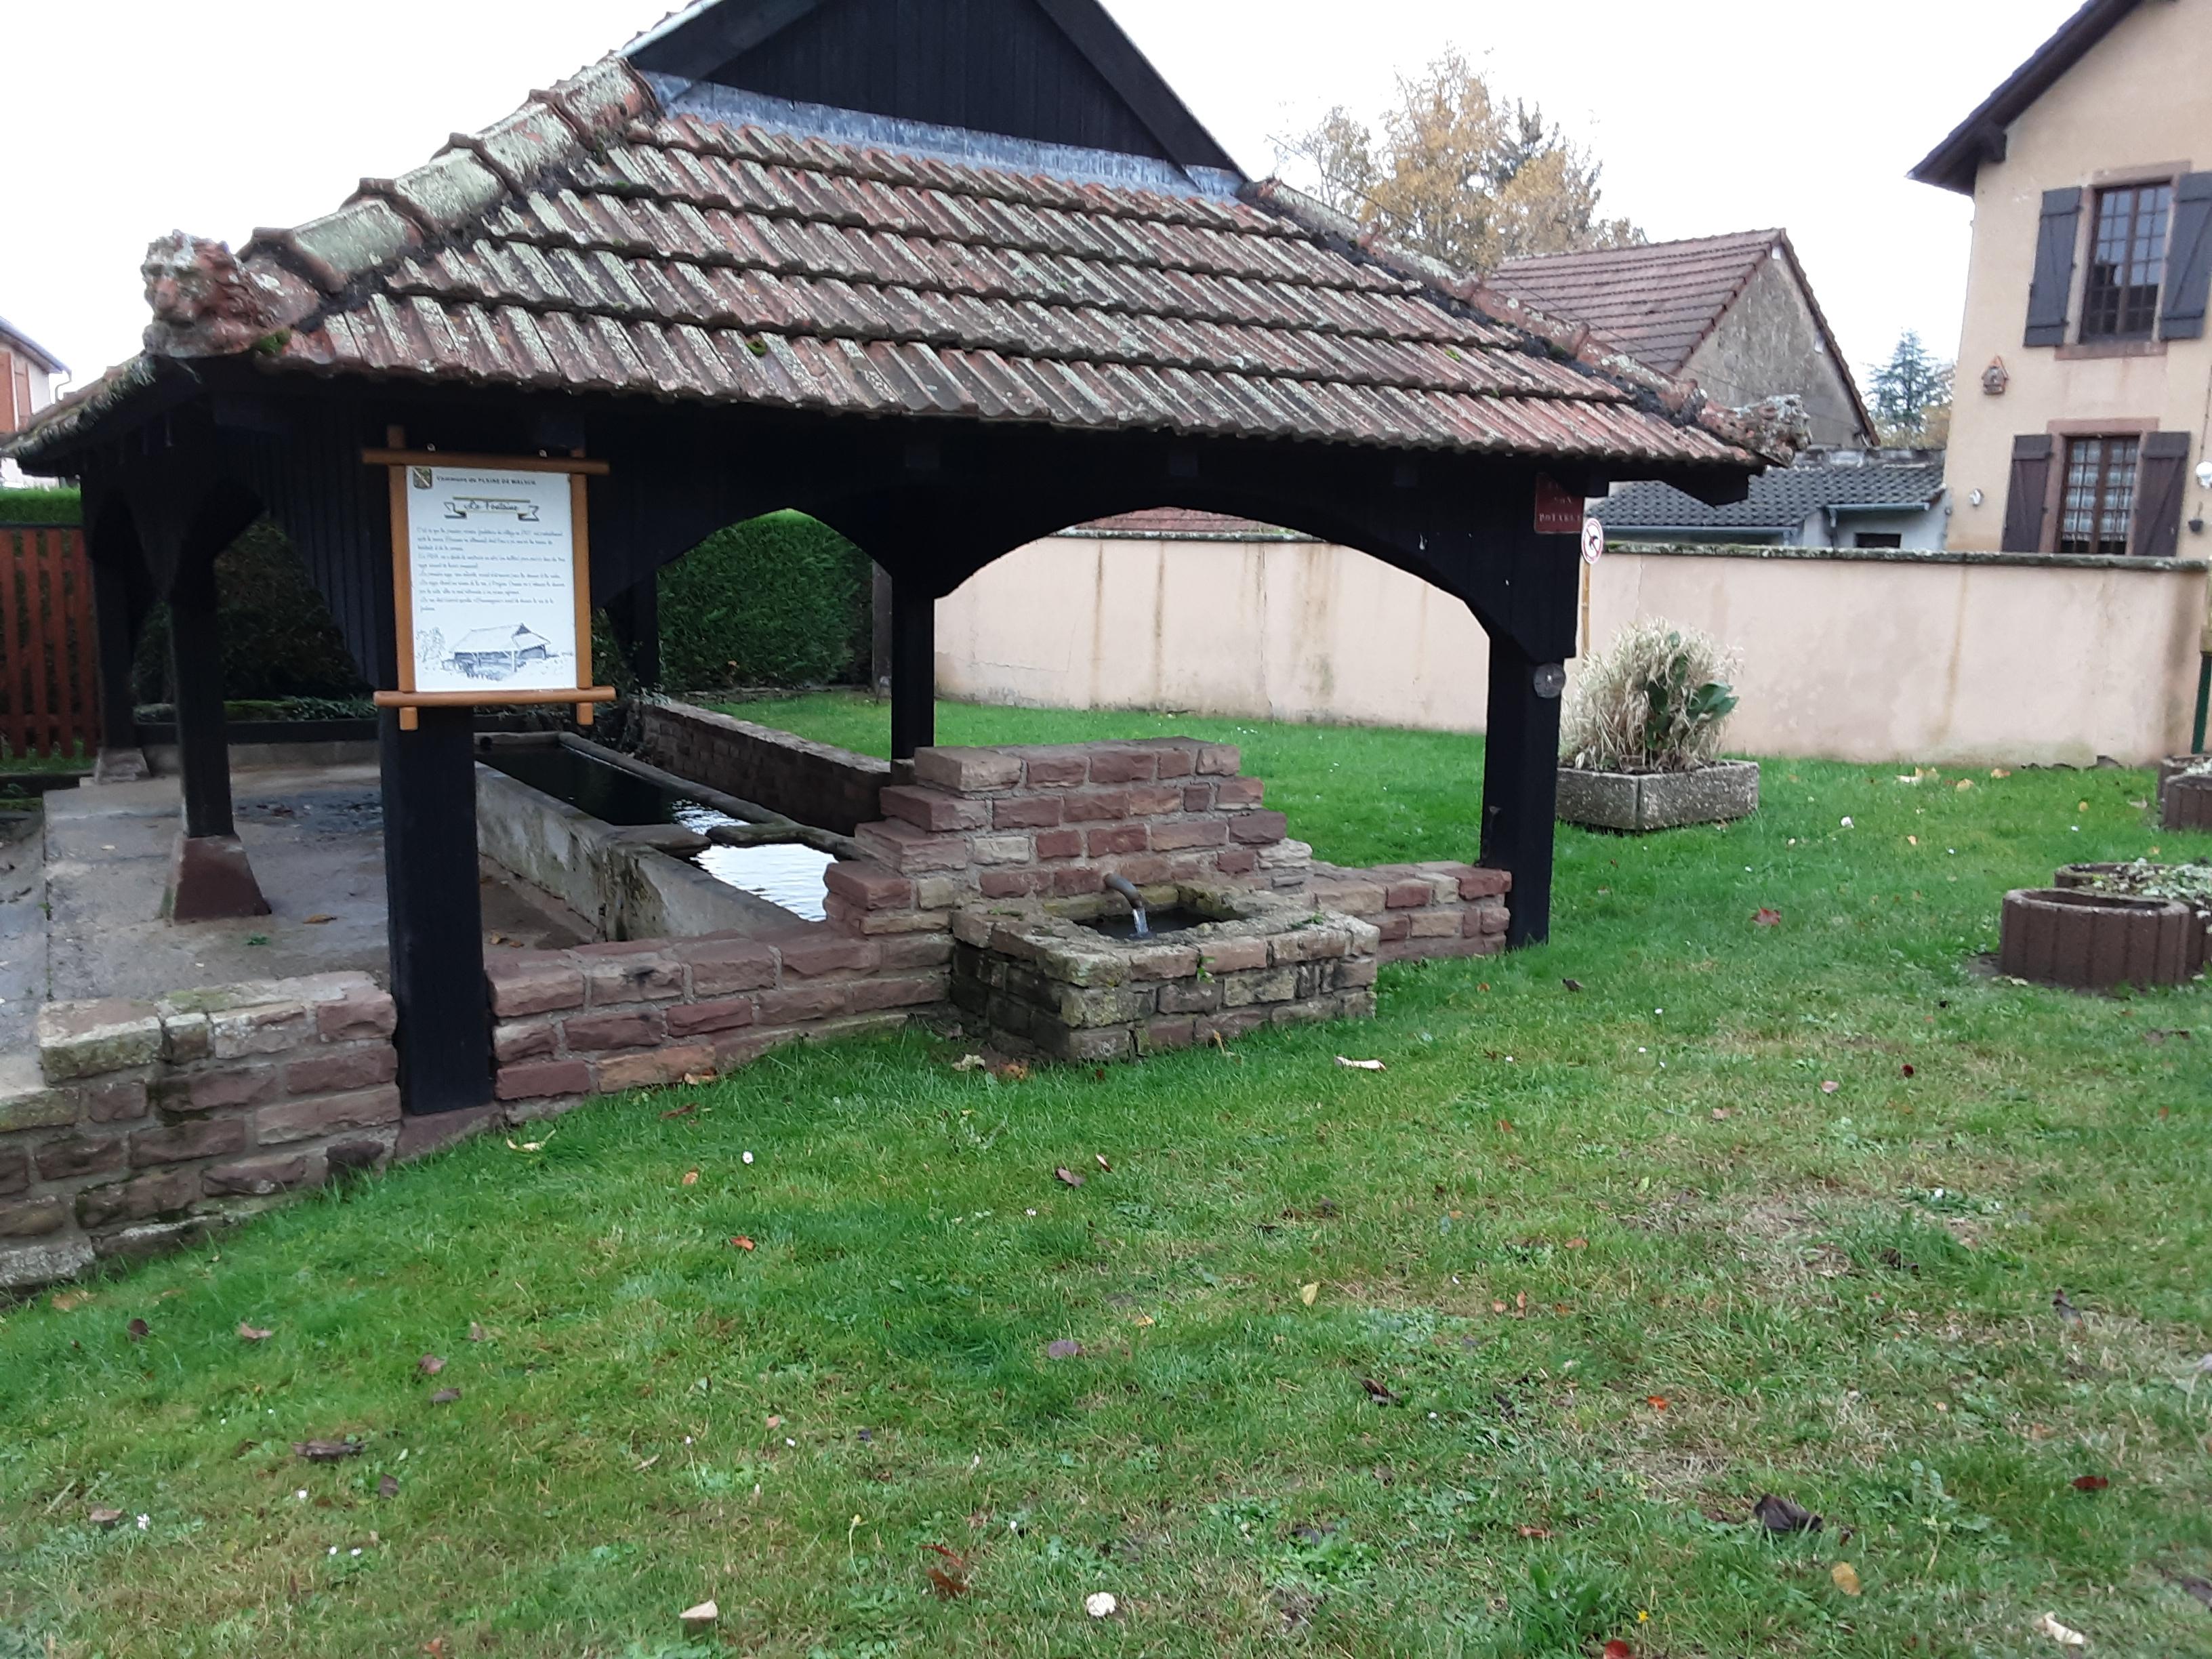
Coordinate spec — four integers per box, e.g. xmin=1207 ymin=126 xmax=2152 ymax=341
xmin=1596 ymin=458 xmax=1947 ymax=534
xmin=1492 ymin=231 xmax=1791 ymax=377
xmin=6 ymin=59 xmax=1796 ymax=471
xmin=1911 ymin=0 xmax=2143 ymax=194
xmin=0 ymin=315 xmax=66 ymax=374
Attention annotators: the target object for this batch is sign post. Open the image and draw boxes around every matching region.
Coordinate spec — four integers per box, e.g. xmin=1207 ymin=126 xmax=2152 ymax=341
xmin=364 ymin=441 xmax=615 ymax=730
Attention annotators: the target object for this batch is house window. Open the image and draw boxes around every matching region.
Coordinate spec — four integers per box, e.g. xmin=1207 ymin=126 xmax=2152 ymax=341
xmin=2082 ymin=183 xmax=2172 ymax=340
xmin=1852 ymin=533 xmax=1904 ymax=549
xmin=2058 ymin=436 xmax=2140 ymax=554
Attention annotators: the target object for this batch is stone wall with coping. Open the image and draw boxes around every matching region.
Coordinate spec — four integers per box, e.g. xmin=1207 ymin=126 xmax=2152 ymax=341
xmin=1307 ymin=861 xmax=1511 ymax=963
xmin=2 ymin=972 xmax=399 ymax=1292
xmin=634 ymin=699 xmax=889 ymax=833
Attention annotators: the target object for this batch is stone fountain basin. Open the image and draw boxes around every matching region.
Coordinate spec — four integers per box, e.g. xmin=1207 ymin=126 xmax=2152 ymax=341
xmin=949 ymin=882 xmax=1381 ymax=1062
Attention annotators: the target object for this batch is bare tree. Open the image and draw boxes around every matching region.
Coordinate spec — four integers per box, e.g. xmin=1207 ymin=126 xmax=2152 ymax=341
xmin=1282 ymin=52 xmax=1642 ymax=275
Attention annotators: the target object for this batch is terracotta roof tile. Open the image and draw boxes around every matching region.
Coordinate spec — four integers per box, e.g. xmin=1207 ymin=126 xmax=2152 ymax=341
xmin=1492 ymin=231 xmax=1787 ymax=377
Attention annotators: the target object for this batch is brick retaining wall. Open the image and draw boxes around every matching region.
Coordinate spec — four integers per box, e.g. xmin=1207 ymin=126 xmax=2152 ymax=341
xmin=1308 ymin=861 xmax=1510 ymax=962
xmin=634 ymin=699 xmax=889 ymax=834
xmin=2 ymin=973 xmax=399 ymax=1291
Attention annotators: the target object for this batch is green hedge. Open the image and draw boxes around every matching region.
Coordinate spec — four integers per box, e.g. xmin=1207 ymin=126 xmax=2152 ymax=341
xmin=654 ymin=512 xmax=871 ymax=692
xmin=0 ymin=487 xmax=82 ymax=525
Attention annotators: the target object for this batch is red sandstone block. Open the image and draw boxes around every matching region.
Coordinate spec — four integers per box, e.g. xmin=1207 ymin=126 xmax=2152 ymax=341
xmin=176 ymin=1065 xmax=278 ymax=1115
xmin=493 ymin=1020 xmax=559 ymax=1063
xmin=844 ymin=974 xmax=948 ymax=1012
xmin=1128 ymin=945 xmax=1200 ymax=979
xmin=1375 ymin=914 xmax=1413 ymax=942
xmin=1033 ymin=828 xmax=1084 ymax=861
xmin=255 ymin=1085 xmax=402 ymax=1146
xmin=1477 ymin=904 xmax=1510 ymax=936
xmin=1197 ymin=743 xmax=1242 ymax=776
xmin=284 ymin=1045 xmax=398 ymax=1097
xmin=981 ymin=869 xmax=1051 ymax=899
xmin=1152 ymin=818 xmax=1229 ymax=851
xmin=35 ymin=1134 xmax=128 ymax=1181
xmin=1088 ymin=823 xmax=1149 ymax=858
xmin=594 ymin=1043 xmax=716 ymax=1093
xmin=1196 ymin=1008 xmax=1269 ymax=1043
xmin=562 ymin=1010 xmax=667 ymax=1052
xmin=1384 ymin=880 xmax=1433 ymax=909
xmin=711 ymin=1029 xmax=791 ymax=1071
xmin=1408 ymin=909 xmax=1462 ymax=939
xmin=1182 ymin=783 xmax=1216 ymax=811
xmin=1215 ymin=847 xmax=1258 ymax=877
xmin=839 ymin=905 xmax=953 ymax=937
xmin=993 ymin=796 xmax=1063 ymax=830
xmin=1086 ymin=745 xmax=1158 ymax=784
xmin=1141 ymin=1015 xmax=1197 ymax=1053
xmin=0 ymin=1196 xmax=68 ymax=1236
xmin=879 ymin=933 xmax=953 ymax=971
xmin=486 ymin=955 xmax=586 ymax=1018
xmin=1052 ymin=866 xmax=1105 ymax=897
xmin=315 ymin=987 xmax=397 ymax=1042
xmin=80 ymin=1078 xmax=150 ymax=1124
xmin=1335 ymin=956 xmax=1381 ymax=988
xmin=1126 ymin=784 xmax=1183 ymax=817
xmin=1110 ymin=854 xmax=1172 ymax=884
xmin=1061 ymin=789 xmax=1130 ymax=823
xmin=674 ymin=936 xmax=779 ymax=996
xmin=1132 ymin=739 xmax=1198 ymax=779
xmin=912 ymin=747 xmax=1023 ymax=794
xmin=1229 ymin=811 xmax=1290 ymax=846
xmin=129 ymin=1115 xmax=247 ymax=1167
xmin=1214 ymin=777 xmax=1265 ymax=809
xmin=880 ymin=785 xmax=990 ymax=833
xmin=1200 ymin=939 xmax=1269 ymax=973
xmin=583 ymin=951 xmax=686 ymax=1008
xmin=855 ymin=819 xmax=974 ymax=874
xmin=1017 ymin=746 xmax=1090 ymax=789
xmin=0 ymin=1146 xmax=26 ymax=1196
xmin=1459 ymin=867 xmax=1511 ymax=898
xmin=496 ymin=1059 xmax=592 ymax=1102
xmin=825 ymin=859 xmax=915 ymax=912
xmin=74 ymin=1170 xmax=196 ymax=1229
xmin=970 ymin=834 xmax=1034 ymax=866
xmin=775 ymin=930 xmax=878 ymax=979
xmin=203 ymin=1151 xmax=319 ymax=1197
xmin=668 ymin=998 xmax=758 ymax=1038
xmin=757 ymin=983 xmax=849 ymax=1024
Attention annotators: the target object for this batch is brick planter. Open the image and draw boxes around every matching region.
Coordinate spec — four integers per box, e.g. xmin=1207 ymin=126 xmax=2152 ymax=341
xmin=1999 ymin=888 xmax=2201 ymax=989
xmin=1556 ymin=761 xmax=1760 ymax=832
xmin=2161 ymin=769 xmax=2212 ymax=832
xmin=950 ymin=883 xmax=1379 ymax=1062
xmin=2052 ymin=863 xmax=2211 ymax=975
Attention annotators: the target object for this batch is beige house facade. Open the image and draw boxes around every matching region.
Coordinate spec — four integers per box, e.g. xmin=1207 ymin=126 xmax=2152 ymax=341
xmin=1917 ymin=0 xmax=2212 ymax=560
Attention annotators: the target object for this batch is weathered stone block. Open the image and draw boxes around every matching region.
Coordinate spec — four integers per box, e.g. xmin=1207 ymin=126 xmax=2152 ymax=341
xmin=1086 ymin=745 xmax=1158 ymax=784
xmin=161 ymin=1012 xmax=212 ymax=1064
xmin=208 ymin=1002 xmax=312 ymax=1059
xmin=593 ymin=1043 xmax=716 ymax=1093
xmin=757 ymin=983 xmax=849 ymax=1025
xmin=1061 ymin=789 xmax=1131 ymax=823
xmin=486 ymin=955 xmax=588 ymax=1017
xmin=1270 ymin=926 xmax=1349 ymax=964
xmin=581 ymin=951 xmax=686 ymax=1007
xmin=913 ymin=747 xmax=1024 ymax=794
xmin=0 ymin=1195 xmax=69 ymax=1236
xmin=1408 ymin=909 xmax=1462 ymax=939
xmin=77 ymin=1170 xmax=199 ymax=1229
xmin=981 ymin=869 xmax=1050 ymax=899
xmin=255 ymin=1086 xmax=402 ymax=1146
xmin=1052 ymin=865 xmax=1107 ymax=896
xmin=0 ymin=1237 xmax=95 ymax=1290
xmin=315 ymin=987 xmax=398 ymax=1042
xmin=1214 ymin=777 xmax=1265 ymax=808
xmin=1157 ymin=978 xmax=1223 ymax=1015
xmin=855 ymin=819 xmax=974 ymax=874
xmin=496 ymin=1059 xmax=593 ymax=1102
xmin=80 ymin=1078 xmax=151 ymax=1124
xmin=881 ymin=785 xmax=991 ymax=833
xmin=879 ymin=933 xmax=953 ymax=970
xmin=1152 ymin=819 xmax=1229 ymax=851
xmin=1334 ymin=956 xmax=1380 ymax=989
xmin=563 ymin=1010 xmax=666 ymax=1052
xmin=825 ymin=859 xmax=915 ymax=911
xmin=129 ymin=1119 xmax=246 ymax=1168
xmin=1198 ymin=939 xmax=1269 ymax=974
xmin=203 ymin=1152 xmax=319 ymax=1197
xmin=1215 ymin=847 xmax=1258 ymax=877
xmin=1052 ymin=983 xmax=1158 ymax=1029
xmin=0 ymin=1080 xmax=81 ymax=1133
xmin=37 ymin=999 xmax=163 ymax=1082
xmin=1036 ymin=1023 xmax=1136 ymax=1063
xmin=36 ymin=1135 xmax=129 ymax=1181
xmin=1230 ymin=811 xmax=1290 ymax=846
xmin=0 ymin=1146 xmax=26 ymax=1195
xmin=283 ymin=1046 xmax=398 ymax=1097
xmin=1033 ymin=829 xmax=1084 ymax=861
xmin=1554 ymin=761 xmax=1761 ymax=832
xmin=1087 ymin=824 xmax=1149 ymax=858
xmin=171 ymin=1065 xmax=279 ymax=1115
xmin=992 ymin=796 xmax=1063 ymax=830
xmin=845 ymin=974 xmax=949 ymax=1012
xmin=674 ymin=936 xmax=779 ymax=996
xmin=1197 ymin=744 xmax=1241 ymax=776
xmin=668 ymin=998 xmax=759 ymax=1038
xmin=1221 ymin=966 xmax=1300 ymax=1007
xmin=1128 ymin=945 xmax=1201 ymax=980
xmin=1139 ymin=1016 xmax=1197 ymax=1053
xmin=1015 ymin=747 xmax=1090 ymax=789
xmin=777 ymin=931 xmax=878 ymax=978
xmin=493 ymin=1020 xmax=560 ymax=1064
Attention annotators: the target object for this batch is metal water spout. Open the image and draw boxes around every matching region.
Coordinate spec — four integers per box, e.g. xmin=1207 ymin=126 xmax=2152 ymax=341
xmin=1103 ymin=873 xmax=1149 ymax=939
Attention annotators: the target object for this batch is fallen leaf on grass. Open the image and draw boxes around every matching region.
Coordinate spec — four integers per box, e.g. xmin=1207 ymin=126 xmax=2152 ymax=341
xmin=88 ymin=1507 xmax=125 ymax=1528
xmin=1902 ymin=1063 xmax=1917 ymax=1077
xmin=1832 ymin=1561 xmax=1862 ymax=1596
xmin=679 ymin=1600 xmax=719 ymax=1632
xmin=951 ymin=1054 xmax=987 ymax=1072
xmin=660 ymin=1103 xmax=697 ymax=1120
xmin=1820 ymin=1081 xmax=1840 ymax=1095
xmin=2053 ymin=1288 xmax=2084 ymax=1325
xmin=1752 ymin=1494 xmax=1822 ymax=1533
xmin=1754 ymin=908 xmax=1783 ymax=927
xmin=1565 ymin=1237 xmax=1588 ymax=1250
xmin=994 ymin=1061 xmax=1029 ymax=1082
xmin=376 ymin=1475 xmax=399 ymax=1498
xmin=1561 ymin=978 xmax=1584 ymax=992
xmin=2033 ymin=1612 xmax=2088 ymax=1647
xmin=924 ymin=1543 xmax=970 ymax=1598
xmin=1711 ymin=1108 xmax=1732 ymax=1121
xmin=680 ymin=1169 xmax=699 ymax=1187
xmin=1132 ymin=1313 xmax=1155 ymax=1328
xmin=2070 ymin=1475 xmax=2110 ymax=1492
xmin=505 ymin=1132 xmax=555 ymax=1153
xmin=1361 ymin=1377 xmax=1403 ymax=1406
xmin=417 ymin=1355 xmax=445 ymax=1376
xmin=1517 ymin=1525 xmax=1553 ymax=1540
xmin=1603 ymin=1642 xmax=1634 ymax=1659
xmin=126 ymin=1319 xmax=148 ymax=1342
xmin=50 ymin=1290 xmax=92 ymax=1312
xmin=1046 ymin=1339 xmax=1083 ymax=1361
xmin=1646 ymin=1396 xmax=1669 ymax=1413
xmin=237 ymin=1323 xmax=273 ymax=1342
xmin=429 ymin=1388 xmax=461 ymax=1405
xmin=303 ymin=914 xmax=335 ymax=925
xmin=293 ymin=1440 xmax=363 ymax=1462
xmin=1334 ymin=1056 xmax=1387 ymax=1071
xmin=634 ymin=1454 xmax=660 ymax=1472
xmin=467 ymin=1322 xmax=488 ymax=1343
xmin=1514 ymin=1292 xmax=1528 ymax=1318
xmin=678 ymin=1071 xmax=717 ymax=1088
xmin=1990 ymin=768 xmax=2011 ymax=779
xmin=1094 ymin=1153 xmax=1113 ymax=1172
xmin=1299 ymin=1282 xmax=1319 ymax=1306
xmin=1054 ymin=1166 xmax=1085 ymax=1187
xmin=731 ymin=1235 xmax=756 ymax=1251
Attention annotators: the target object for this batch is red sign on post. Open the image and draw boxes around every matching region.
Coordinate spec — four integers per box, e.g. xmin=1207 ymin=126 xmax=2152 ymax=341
xmin=1534 ymin=474 xmax=1584 ymax=535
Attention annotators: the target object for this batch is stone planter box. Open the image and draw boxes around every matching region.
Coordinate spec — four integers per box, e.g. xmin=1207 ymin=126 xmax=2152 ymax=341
xmin=949 ymin=882 xmax=1379 ymax=1063
xmin=1555 ymin=760 xmax=1759 ymax=832
xmin=1999 ymin=888 xmax=2201 ymax=989
xmin=2053 ymin=863 xmax=2211 ymax=975
xmin=2160 ymin=766 xmax=2212 ymax=832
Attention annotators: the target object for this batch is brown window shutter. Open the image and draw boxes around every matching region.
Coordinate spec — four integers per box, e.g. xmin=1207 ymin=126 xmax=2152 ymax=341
xmin=2001 ymin=434 xmax=2054 ymax=551
xmin=2160 ymin=173 xmax=2212 ymax=340
xmin=2130 ymin=432 xmax=2192 ymax=558
xmin=2025 ymin=188 xmax=2082 ymax=346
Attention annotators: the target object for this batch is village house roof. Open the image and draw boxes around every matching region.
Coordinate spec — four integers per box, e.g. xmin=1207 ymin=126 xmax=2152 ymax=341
xmin=0 ymin=315 xmax=66 ymax=375
xmin=1911 ymin=0 xmax=2146 ymax=194
xmin=1595 ymin=455 xmax=1946 ymax=537
xmin=5 ymin=55 xmax=1800 ymax=474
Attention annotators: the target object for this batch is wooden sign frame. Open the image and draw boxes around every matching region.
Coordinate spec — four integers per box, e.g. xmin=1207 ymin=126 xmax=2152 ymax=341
xmin=364 ymin=433 xmax=615 ymax=730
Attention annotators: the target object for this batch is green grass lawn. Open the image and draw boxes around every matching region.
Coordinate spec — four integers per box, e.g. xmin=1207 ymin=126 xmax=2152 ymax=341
xmin=3 ymin=700 xmax=2210 ymax=1658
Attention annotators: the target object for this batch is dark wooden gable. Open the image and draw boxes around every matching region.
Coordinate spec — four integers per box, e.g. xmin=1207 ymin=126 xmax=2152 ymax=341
xmin=626 ymin=0 xmax=1237 ymax=171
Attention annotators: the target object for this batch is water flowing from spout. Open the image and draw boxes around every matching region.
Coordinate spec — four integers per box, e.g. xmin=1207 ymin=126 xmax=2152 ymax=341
xmin=1103 ymin=874 xmax=1149 ymax=939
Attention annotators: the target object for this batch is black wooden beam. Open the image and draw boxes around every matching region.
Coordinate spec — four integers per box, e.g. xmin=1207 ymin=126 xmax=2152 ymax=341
xmin=380 ymin=708 xmax=491 ymax=1114
xmin=167 ymin=554 xmax=234 ymax=840
xmin=890 ymin=577 xmax=935 ymax=759
xmin=1478 ymin=632 xmax=1565 ymax=949
xmin=607 ymin=576 xmax=662 ymax=689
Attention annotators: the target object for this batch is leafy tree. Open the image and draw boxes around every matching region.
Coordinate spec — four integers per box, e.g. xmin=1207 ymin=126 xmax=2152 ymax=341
xmin=1868 ymin=330 xmax=1954 ymax=446
xmin=1282 ymin=52 xmax=1641 ymax=274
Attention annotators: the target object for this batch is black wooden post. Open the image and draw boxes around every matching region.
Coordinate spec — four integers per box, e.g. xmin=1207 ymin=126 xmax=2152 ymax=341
xmin=380 ymin=707 xmax=492 ymax=1113
xmin=87 ymin=538 xmax=150 ymax=781
xmin=607 ymin=575 xmax=661 ymax=689
xmin=889 ymin=577 xmax=935 ymax=758
xmin=1479 ymin=631 xmax=1565 ymax=948
xmin=870 ymin=562 xmax=893 ymax=694
xmin=167 ymin=554 xmax=234 ymax=838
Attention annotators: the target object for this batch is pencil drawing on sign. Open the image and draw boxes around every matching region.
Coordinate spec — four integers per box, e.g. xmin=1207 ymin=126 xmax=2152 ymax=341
xmin=403 ymin=466 xmax=578 ymax=695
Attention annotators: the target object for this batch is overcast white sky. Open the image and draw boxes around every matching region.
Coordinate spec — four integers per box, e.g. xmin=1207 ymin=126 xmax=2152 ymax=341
xmin=5 ymin=1 xmax=2079 ymax=398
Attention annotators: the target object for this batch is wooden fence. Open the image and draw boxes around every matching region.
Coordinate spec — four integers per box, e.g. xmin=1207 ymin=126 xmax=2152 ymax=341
xmin=0 ymin=523 xmax=99 ymax=759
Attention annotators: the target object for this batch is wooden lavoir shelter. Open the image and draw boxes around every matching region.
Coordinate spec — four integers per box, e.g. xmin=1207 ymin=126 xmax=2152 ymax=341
xmin=2 ymin=0 xmax=1795 ymax=1113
